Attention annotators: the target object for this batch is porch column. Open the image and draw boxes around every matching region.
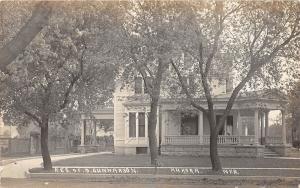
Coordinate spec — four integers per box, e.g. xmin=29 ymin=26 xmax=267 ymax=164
xmin=93 ymin=120 xmax=97 ymax=145
xmin=265 ymin=110 xmax=269 ymax=144
xmin=156 ymin=107 xmax=160 ymax=146
xmin=281 ymin=110 xmax=287 ymax=145
xmin=254 ymin=109 xmax=259 ymax=145
xmin=136 ymin=113 xmax=139 ymax=138
xmin=260 ymin=112 xmax=264 ymax=144
xmin=145 ymin=112 xmax=148 ymax=138
xmin=161 ymin=110 xmax=166 ymax=145
xmin=198 ymin=111 xmax=204 ymax=144
xmin=80 ymin=119 xmax=85 ymax=146
xmin=237 ymin=110 xmax=242 ymax=136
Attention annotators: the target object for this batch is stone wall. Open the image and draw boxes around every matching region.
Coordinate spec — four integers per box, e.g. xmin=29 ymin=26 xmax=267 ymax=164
xmin=161 ymin=145 xmax=264 ymax=158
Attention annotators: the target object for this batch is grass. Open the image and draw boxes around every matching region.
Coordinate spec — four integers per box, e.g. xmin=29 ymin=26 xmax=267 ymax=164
xmin=53 ymin=153 xmax=300 ymax=168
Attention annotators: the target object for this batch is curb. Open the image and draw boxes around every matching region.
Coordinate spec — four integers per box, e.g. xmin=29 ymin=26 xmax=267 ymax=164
xmin=27 ymin=173 xmax=300 ymax=184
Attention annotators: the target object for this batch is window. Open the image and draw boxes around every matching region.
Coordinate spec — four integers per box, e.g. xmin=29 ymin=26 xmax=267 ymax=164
xmin=216 ymin=115 xmax=225 ymax=135
xmin=136 ymin=147 xmax=147 ymax=154
xmin=134 ymin=77 xmax=143 ymax=94
xmin=226 ymin=116 xmax=233 ymax=135
xmin=181 ymin=112 xmax=198 ymax=135
xmin=216 ymin=115 xmax=234 ymax=135
xmin=129 ymin=113 xmax=136 ymax=137
xmin=134 ymin=76 xmax=152 ymax=94
xmin=226 ymin=77 xmax=233 ymax=93
xmin=128 ymin=112 xmax=146 ymax=138
xmin=144 ymin=77 xmax=153 ymax=94
xmin=180 ymin=76 xmax=188 ymax=94
xmin=180 ymin=76 xmax=194 ymax=94
xmin=138 ymin=112 xmax=145 ymax=137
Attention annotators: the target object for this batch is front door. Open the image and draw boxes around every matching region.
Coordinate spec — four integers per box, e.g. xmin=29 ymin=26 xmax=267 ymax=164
xmin=216 ymin=115 xmax=234 ymax=135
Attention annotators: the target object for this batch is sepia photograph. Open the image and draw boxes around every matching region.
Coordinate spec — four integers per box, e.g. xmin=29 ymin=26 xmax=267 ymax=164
xmin=0 ymin=0 xmax=299 ymax=187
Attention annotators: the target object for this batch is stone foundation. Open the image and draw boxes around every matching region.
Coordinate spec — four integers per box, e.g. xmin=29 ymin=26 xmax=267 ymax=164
xmin=161 ymin=145 xmax=264 ymax=158
xmin=115 ymin=146 xmax=150 ymax=155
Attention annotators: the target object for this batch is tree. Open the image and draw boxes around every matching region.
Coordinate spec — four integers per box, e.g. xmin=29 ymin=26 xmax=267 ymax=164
xmin=0 ymin=2 xmax=122 ymax=170
xmin=0 ymin=1 xmax=54 ymax=73
xmin=171 ymin=1 xmax=300 ymax=171
xmin=288 ymin=80 xmax=300 ymax=143
xmin=120 ymin=1 xmax=180 ymax=165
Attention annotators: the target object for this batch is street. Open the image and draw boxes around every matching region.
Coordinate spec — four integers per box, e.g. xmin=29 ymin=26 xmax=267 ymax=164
xmin=0 ymin=179 xmax=299 ymax=188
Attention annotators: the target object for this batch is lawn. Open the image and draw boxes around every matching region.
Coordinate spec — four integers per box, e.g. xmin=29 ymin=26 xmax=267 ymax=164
xmin=53 ymin=153 xmax=300 ymax=168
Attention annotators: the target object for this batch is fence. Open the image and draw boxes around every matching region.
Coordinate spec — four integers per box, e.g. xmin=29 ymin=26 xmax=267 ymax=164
xmin=0 ymin=137 xmax=30 ymax=156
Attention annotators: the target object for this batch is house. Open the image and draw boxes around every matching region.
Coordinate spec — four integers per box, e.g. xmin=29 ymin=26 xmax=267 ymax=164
xmin=79 ymin=72 xmax=289 ymax=157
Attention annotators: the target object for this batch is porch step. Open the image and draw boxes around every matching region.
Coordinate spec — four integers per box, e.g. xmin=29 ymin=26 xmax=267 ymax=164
xmin=264 ymin=148 xmax=280 ymax=157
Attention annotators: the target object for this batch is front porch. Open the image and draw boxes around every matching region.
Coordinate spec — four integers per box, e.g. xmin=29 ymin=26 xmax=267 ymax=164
xmin=164 ymin=135 xmax=285 ymax=146
xmin=160 ymin=91 xmax=289 ymax=157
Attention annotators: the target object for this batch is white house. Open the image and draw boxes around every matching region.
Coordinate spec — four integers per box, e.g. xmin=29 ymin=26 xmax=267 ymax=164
xmin=79 ymin=71 xmax=289 ymax=157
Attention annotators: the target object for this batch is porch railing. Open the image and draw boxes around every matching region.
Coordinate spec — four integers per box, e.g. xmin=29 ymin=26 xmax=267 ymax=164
xmin=265 ymin=136 xmax=282 ymax=145
xmin=164 ymin=135 xmax=256 ymax=145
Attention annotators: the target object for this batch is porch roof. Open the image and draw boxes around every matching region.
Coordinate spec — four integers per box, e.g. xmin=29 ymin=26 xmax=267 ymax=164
xmin=124 ymin=89 xmax=287 ymax=111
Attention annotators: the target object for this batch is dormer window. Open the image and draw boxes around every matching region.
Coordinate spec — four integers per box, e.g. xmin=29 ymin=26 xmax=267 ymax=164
xmin=180 ymin=75 xmax=194 ymax=94
xmin=134 ymin=77 xmax=143 ymax=94
xmin=134 ymin=76 xmax=151 ymax=94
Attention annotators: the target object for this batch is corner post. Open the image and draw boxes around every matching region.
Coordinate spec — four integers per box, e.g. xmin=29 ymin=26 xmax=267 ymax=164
xmin=281 ymin=110 xmax=287 ymax=145
xmin=198 ymin=110 xmax=204 ymax=144
xmin=265 ymin=110 xmax=269 ymax=144
xmin=254 ymin=109 xmax=259 ymax=145
xmin=80 ymin=119 xmax=85 ymax=146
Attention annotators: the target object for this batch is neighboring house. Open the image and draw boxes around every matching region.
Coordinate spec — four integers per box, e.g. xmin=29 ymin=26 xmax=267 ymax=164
xmin=0 ymin=117 xmax=18 ymax=138
xmin=79 ymin=108 xmax=114 ymax=153
xmin=79 ymin=70 xmax=289 ymax=157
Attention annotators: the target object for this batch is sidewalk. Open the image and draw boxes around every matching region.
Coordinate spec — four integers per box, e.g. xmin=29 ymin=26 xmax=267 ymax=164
xmin=1 ymin=153 xmax=88 ymax=165
xmin=0 ymin=152 xmax=112 ymax=179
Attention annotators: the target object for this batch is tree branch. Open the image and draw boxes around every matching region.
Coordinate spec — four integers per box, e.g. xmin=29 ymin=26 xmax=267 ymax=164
xmin=0 ymin=1 xmax=54 ymax=73
xmin=24 ymin=110 xmax=42 ymax=125
xmin=59 ymin=74 xmax=80 ymax=111
xmin=204 ymin=15 xmax=223 ymax=76
xmin=216 ymin=67 xmax=256 ymax=133
xmin=171 ymin=59 xmax=207 ymax=114
xmin=13 ymin=95 xmax=42 ymax=125
xmin=216 ymin=21 xmax=300 ymax=132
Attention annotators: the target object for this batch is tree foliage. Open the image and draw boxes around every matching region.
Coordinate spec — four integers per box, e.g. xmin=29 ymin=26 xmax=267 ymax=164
xmin=170 ymin=1 xmax=300 ymax=171
xmin=0 ymin=1 xmax=124 ymax=169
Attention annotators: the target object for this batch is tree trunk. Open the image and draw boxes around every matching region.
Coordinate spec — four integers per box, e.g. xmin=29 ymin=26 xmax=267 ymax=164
xmin=147 ymin=59 xmax=166 ymax=166
xmin=40 ymin=119 xmax=52 ymax=170
xmin=148 ymin=99 xmax=159 ymax=165
xmin=209 ymin=127 xmax=222 ymax=172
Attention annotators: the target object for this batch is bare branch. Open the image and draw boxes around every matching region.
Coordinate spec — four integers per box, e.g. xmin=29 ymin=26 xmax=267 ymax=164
xmin=13 ymin=95 xmax=42 ymax=125
xmin=216 ymin=67 xmax=256 ymax=132
xmin=171 ymin=59 xmax=207 ymax=114
xmin=59 ymin=74 xmax=80 ymax=111
xmin=24 ymin=110 xmax=42 ymax=125
xmin=130 ymin=53 xmax=152 ymax=95
xmin=249 ymin=25 xmax=266 ymax=58
xmin=198 ymin=42 xmax=204 ymax=75
xmin=216 ymin=21 xmax=300 ymax=132
xmin=143 ymin=64 xmax=154 ymax=78
xmin=204 ymin=16 xmax=223 ymax=76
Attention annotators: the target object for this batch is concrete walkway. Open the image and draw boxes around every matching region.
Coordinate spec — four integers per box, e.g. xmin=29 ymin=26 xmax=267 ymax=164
xmin=0 ymin=152 xmax=112 ymax=179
